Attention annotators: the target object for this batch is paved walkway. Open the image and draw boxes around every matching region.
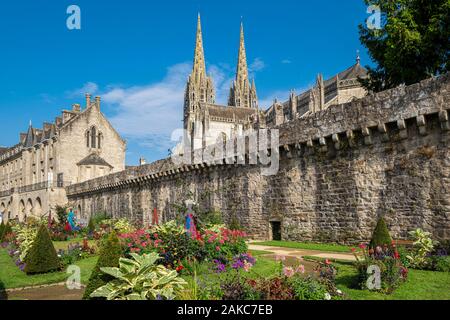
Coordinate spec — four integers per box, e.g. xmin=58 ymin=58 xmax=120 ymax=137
xmin=249 ymin=244 xmax=357 ymax=262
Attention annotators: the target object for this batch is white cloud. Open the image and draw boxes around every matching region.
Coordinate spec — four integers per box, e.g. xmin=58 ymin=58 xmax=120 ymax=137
xmin=102 ymin=63 xmax=191 ymax=143
xmin=281 ymin=59 xmax=292 ymax=64
xmin=66 ymin=82 xmax=99 ymax=98
xmin=71 ymin=61 xmax=279 ymax=154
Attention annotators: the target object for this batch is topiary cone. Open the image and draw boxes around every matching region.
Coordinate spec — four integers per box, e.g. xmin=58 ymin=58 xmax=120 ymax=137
xmin=83 ymin=231 xmax=122 ymax=300
xmin=369 ymin=217 xmax=393 ymax=249
xmin=24 ymin=224 xmax=60 ymax=274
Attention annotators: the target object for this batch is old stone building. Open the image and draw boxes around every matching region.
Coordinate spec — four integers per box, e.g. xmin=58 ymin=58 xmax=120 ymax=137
xmin=0 ymin=96 xmax=126 ymax=222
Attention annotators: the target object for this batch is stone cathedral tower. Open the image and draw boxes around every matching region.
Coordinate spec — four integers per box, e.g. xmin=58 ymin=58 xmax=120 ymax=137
xmin=228 ymin=23 xmax=258 ymax=109
xmin=184 ymin=14 xmax=216 ymax=131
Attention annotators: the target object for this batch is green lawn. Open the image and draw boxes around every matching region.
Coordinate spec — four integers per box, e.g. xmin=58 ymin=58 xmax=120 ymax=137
xmin=254 ymin=240 xmax=351 ymax=253
xmin=334 ymin=262 xmax=450 ymax=300
xmin=0 ymin=249 xmax=97 ymax=289
xmin=53 ymin=238 xmax=98 ymax=251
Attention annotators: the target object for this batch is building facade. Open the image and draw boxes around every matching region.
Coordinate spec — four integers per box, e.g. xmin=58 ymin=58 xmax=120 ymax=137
xmin=0 ymin=96 xmax=126 ymax=222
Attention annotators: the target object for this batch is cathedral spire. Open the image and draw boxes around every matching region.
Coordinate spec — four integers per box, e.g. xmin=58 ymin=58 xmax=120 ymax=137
xmin=228 ymin=22 xmax=258 ymax=109
xmin=184 ymin=14 xmax=215 ymax=129
xmin=236 ymin=22 xmax=249 ymax=89
xmin=192 ymin=13 xmax=207 ymax=84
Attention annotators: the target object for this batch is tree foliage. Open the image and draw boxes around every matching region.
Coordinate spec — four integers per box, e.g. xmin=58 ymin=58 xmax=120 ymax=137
xmin=359 ymin=0 xmax=449 ymax=92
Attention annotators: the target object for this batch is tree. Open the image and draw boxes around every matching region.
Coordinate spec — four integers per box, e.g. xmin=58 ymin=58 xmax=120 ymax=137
xmin=83 ymin=231 xmax=122 ymax=300
xmin=24 ymin=224 xmax=60 ymax=274
xmin=359 ymin=0 xmax=449 ymax=92
xmin=370 ymin=217 xmax=393 ymax=249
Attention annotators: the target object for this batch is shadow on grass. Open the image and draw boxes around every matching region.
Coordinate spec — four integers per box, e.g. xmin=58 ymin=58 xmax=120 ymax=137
xmin=0 ymin=279 xmax=8 ymax=300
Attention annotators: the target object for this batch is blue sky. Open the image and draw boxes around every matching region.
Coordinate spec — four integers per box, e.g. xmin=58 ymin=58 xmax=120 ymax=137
xmin=0 ymin=0 xmax=373 ymax=165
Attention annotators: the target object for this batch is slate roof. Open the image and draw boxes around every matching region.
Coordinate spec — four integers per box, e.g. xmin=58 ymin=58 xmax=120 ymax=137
xmin=77 ymin=153 xmax=113 ymax=168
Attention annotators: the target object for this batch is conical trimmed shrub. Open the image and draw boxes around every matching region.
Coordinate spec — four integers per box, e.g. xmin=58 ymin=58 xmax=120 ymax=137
xmin=369 ymin=217 xmax=393 ymax=249
xmin=24 ymin=224 xmax=60 ymax=274
xmin=83 ymin=231 xmax=122 ymax=300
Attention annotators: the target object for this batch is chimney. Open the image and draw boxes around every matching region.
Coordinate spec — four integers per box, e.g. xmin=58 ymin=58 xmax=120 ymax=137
xmin=72 ymin=104 xmax=81 ymax=113
xmin=86 ymin=94 xmax=91 ymax=108
xmin=139 ymin=157 xmax=146 ymax=166
xmin=95 ymin=96 xmax=101 ymax=110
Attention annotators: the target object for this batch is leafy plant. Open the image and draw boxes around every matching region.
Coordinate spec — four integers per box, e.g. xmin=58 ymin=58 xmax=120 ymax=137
xmin=90 ymin=252 xmax=187 ymax=300
xmin=406 ymin=229 xmax=438 ymax=269
xmin=289 ymin=276 xmax=329 ymax=300
xmin=113 ymin=218 xmax=135 ymax=234
xmin=432 ymin=256 xmax=450 ymax=272
xmin=12 ymin=224 xmax=38 ymax=261
xmin=24 ymin=224 xmax=60 ymax=274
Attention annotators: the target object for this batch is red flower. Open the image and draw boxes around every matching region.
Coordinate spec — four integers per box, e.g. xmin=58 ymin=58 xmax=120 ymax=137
xmin=351 ymin=248 xmax=356 ymax=253
xmin=359 ymin=243 xmax=367 ymax=249
xmin=176 ymin=265 xmax=184 ymax=272
xmin=394 ymin=250 xmax=400 ymax=259
xmin=325 ymin=259 xmax=331 ymax=265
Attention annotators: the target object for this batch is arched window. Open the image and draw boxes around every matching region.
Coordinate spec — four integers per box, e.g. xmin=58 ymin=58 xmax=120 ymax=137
xmin=91 ymin=127 xmax=97 ymax=148
xmin=98 ymin=133 xmax=102 ymax=149
xmin=86 ymin=130 xmax=90 ymax=148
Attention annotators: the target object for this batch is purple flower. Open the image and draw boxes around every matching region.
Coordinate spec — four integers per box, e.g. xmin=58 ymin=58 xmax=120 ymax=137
xmin=213 ymin=260 xmax=226 ymax=273
xmin=232 ymin=259 xmax=245 ymax=270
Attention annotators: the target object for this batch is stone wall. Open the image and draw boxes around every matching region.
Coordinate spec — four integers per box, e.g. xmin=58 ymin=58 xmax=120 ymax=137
xmin=66 ymin=75 xmax=450 ymax=243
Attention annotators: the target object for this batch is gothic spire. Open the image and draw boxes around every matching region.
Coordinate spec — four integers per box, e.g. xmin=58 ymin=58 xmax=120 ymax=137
xmin=236 ymin=22 xmax=249 ymax=89
xmin=192 ymin=13 xmax=207 ymax=84
xmin=228 ymin=22 xmax=257 ymax=109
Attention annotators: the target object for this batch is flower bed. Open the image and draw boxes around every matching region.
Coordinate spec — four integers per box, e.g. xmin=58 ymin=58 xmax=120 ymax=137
xmin=119 ymin=221 xmax=248 ymax=270
xmin=352 ymin=243 xmax=408 ymax=294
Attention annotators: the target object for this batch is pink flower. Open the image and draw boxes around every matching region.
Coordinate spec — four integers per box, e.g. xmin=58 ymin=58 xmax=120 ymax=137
xmin=275 ymin=255 xmax=286 ymax=262
xmin=243 ymin=262 xmax=252 ymax=272
xmin=351 ymin=248 xmax=356 ymax=253
xmin=325 ymin=259 xmax=331 ymax=265
xmin=359 ymin=243 xmax=367 ymax=249
xmin=296 ymin=265 xmax=305 ymax=274
xmin=216 ymin=246 xmax=221 ymax=251
xmin=283 ymin=266 xmax=295 ymax=278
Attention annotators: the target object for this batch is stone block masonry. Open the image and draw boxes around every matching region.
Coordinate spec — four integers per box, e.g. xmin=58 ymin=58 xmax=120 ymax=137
xmin=66 ymin=74 xmax=450 ymax=244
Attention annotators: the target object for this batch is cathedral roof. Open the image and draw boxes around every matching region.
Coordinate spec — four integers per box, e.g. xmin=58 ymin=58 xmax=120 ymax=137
xmin=337 ymin=62 xmax=368 ymax=81
xmin=206 ymin=104 xmax=257 ymax=121
xmin=77 ymin=153 xmax=113 ymax=168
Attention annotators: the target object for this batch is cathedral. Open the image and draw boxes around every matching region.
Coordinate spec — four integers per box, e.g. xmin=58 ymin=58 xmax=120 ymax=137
xmin=181 ymin=15 xmax=368 ymax=154
xmin=183 ymin=15 xmax=261 ymax=153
